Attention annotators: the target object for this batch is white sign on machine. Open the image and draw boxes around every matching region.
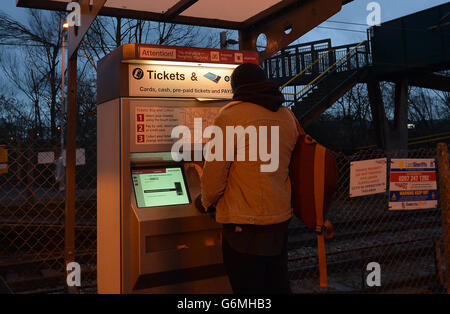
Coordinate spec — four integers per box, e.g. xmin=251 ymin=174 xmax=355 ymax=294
xmin=128 ymin=63 xmax=236 ymax=99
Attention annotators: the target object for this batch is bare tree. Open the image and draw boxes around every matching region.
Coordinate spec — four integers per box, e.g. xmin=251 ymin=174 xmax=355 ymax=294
xmin=84 ymin=16 xmax=220 ymax=61
xmin=408 ymin=87 xmax=438 ymax=129
xmin=0 ymin=52 xmax=47 ymax=133
xmin=0 ymin=9 xmax=235 ymax=146
xmin=0 ymin=95 xmax=33 ymax=141
xmin=0 ymin=9 xmax=66 ymax=139
xmin=432 ymin=90 xmax=450 ymax=119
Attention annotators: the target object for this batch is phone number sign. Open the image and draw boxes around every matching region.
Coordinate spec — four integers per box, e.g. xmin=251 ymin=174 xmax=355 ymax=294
xmin=389 ymin=158 xmax=438 ymax=210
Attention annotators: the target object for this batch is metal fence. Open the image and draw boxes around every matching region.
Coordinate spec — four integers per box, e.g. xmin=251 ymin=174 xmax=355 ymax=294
xmin=0 ymin=138 xmax=97 ymax=293
xmin=262 ymin=39 xmax=371 ymax=86
xmin=0 ymin=141 xmax=448 ymax=293
xmin=288 ymin=147 xmax=446 ymax=293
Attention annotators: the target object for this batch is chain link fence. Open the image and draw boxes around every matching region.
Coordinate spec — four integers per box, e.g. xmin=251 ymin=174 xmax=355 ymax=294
xmin=0 ymin=141 xmax=448 ymax=293
xmin=0 ymin=138 xmax=97 ymax=293
xmin=0 ymin=138 xmax=65 ymax=293
xmin=288 ymin=146 xmax=446 ymax=293
xmin=74 ymin=144 xmax=97 ymax=293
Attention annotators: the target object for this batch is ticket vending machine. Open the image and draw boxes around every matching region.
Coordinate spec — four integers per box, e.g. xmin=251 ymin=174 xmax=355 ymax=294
xmin=96 ymin=44 xmax=259 ymax=293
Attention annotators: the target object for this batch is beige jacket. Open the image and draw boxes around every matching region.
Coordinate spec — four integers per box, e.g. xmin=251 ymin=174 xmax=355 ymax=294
xmin=201 ymin=101 xmax=299 ymax=225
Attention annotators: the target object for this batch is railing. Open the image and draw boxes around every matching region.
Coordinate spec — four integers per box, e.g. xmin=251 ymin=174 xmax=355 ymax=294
xmin=262 ymin=39 xmax=332 ymax=80
xmin=281 ymin=40 xmax=370 ymax=107
xmin=279 ymin=48 xmax=335 ymax=90
xmin=263 ymin=40 xmax=371 ymax=84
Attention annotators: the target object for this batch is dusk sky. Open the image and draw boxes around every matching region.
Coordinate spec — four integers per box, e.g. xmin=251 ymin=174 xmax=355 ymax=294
xmin=2 ymin=0 xmax=449 ymax=46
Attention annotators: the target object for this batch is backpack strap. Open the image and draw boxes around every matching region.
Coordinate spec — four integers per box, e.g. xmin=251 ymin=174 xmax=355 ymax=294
xmin=286 ymin=108 xmax=329 ymax=288
xmin=314 ymin=144 xmax=328 ymax=288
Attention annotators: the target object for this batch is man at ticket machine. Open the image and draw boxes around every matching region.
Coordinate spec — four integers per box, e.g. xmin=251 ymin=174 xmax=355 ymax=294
xmin=197 ymin=63 xmax=298 ymax=294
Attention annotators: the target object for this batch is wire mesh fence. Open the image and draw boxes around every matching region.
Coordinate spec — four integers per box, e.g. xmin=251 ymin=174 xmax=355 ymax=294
xmin=74 ymin=144 xmax=97 ymax=292
xmin=0 ymin=138 xmax=97 ymax=293
xmin=0 ymin=138 xmax=65 ymax=293
xmin=0 ymin=140 xmax=448 ymax=293
xmin=288 ymin=146 xmax=446 ymax=293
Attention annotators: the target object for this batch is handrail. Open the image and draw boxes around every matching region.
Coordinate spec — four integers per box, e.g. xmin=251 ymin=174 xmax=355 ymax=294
xmin=283 ymin=40 xmax=367 ymax=97
xmin=279 ymin=48 xmax=334 ymax=90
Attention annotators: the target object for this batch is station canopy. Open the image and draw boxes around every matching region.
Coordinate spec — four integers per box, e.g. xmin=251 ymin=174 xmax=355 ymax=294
xmin=17 ymin=0 xmax=308 ymax=29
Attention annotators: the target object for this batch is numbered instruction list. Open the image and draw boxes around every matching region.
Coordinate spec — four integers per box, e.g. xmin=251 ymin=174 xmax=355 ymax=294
xmin=135 ymin=106 xmax=220 ymax=145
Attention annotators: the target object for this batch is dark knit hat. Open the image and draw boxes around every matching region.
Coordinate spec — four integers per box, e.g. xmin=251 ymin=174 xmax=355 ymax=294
xmin=230 ymin=63 xmax=267 ymax=92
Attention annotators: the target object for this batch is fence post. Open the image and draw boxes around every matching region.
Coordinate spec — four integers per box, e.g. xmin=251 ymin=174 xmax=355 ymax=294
xmin=65 ymin=51 xmax=78 ymax=294
xmin=437 ymin=143 xmax=450 ymax=294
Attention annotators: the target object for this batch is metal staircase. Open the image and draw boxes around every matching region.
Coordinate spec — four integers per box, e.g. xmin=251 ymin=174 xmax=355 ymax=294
xmin=263 ymin=40 xmax=371 ymax=126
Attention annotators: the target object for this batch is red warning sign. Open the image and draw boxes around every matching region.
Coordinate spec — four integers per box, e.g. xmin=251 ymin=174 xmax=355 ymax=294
xmin=137 ymin=45 xmax=259 ymax=65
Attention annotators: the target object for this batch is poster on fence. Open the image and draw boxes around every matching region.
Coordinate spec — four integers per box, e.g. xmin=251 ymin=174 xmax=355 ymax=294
xmin=350 ymin=158 xmax=387 ymax=197
xmin=389 ymin=159 xmax=438 ymax=210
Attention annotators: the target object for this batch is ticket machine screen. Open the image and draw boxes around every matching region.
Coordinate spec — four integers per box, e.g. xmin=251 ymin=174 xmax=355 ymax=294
xmin=132 ymin=167 xmax=190 ymax=208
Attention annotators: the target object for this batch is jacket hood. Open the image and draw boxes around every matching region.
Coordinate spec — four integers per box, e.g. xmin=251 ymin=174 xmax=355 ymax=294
xmin=232 ymin=80 xmax=285 ymax=112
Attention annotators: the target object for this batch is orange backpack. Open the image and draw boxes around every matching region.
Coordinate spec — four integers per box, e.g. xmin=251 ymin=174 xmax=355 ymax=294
xmin=287 ymin=109 xmax=338 ymax=288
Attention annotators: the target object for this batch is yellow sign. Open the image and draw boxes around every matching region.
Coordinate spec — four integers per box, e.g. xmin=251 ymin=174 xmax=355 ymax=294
xmin=0 ymin=148 xmax=8 ymax=174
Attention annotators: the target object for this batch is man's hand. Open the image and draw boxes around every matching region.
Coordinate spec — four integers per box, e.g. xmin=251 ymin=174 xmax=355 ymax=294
xmin=195 ymin=194 xmax=216 ymax=213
